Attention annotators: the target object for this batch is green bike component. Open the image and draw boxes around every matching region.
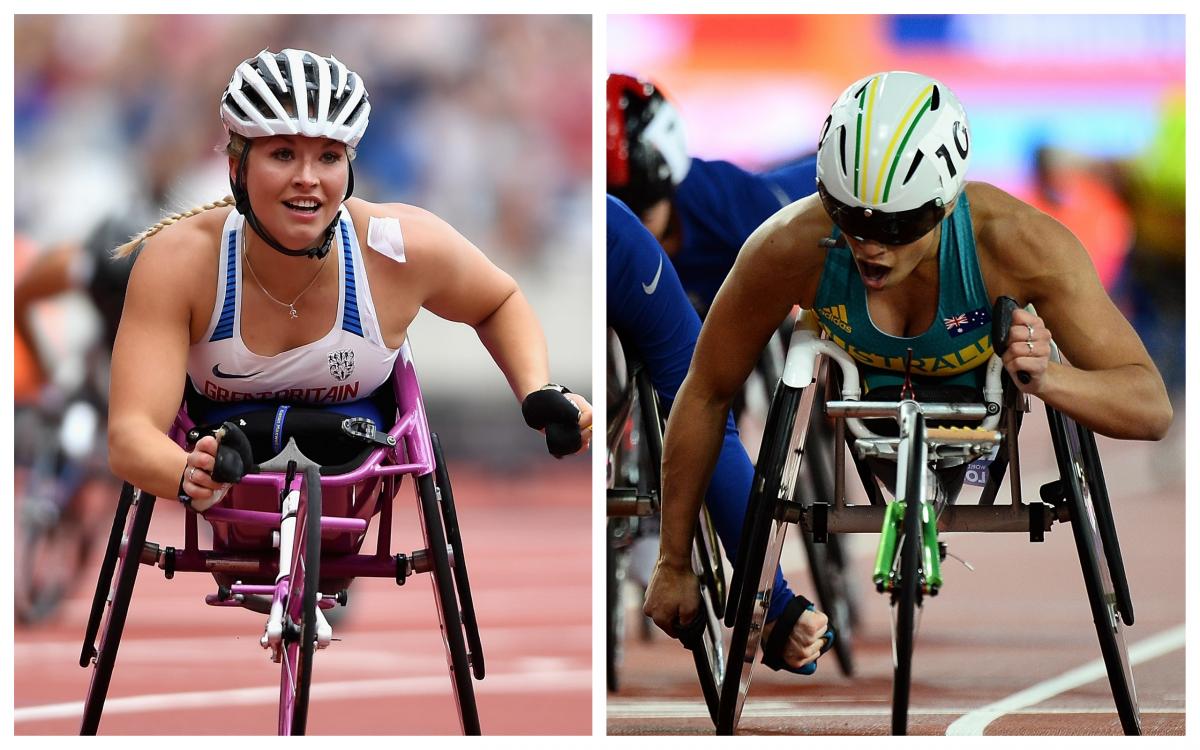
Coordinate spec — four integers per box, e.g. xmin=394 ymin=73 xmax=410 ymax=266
xmin=920 ymin=501 xmax=942 ymax=593
xmin=872 ymin=501 xmax=904 ymax=591
xmin=873 ymin=499 xmax=943 ymax=594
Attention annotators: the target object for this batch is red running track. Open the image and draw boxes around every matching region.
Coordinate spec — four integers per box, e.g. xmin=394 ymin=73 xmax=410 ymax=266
xmin=608 ymin=407 xmax=1185 ymax=735
xmin=15 ymin=463 xmax=591 ymax=735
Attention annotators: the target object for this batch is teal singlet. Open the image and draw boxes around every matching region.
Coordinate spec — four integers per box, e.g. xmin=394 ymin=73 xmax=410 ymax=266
xmin=812 ymin=193 xmax=992 ymax=394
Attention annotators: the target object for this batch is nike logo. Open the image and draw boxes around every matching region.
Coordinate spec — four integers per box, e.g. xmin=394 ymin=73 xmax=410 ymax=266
xmin=641 ymin=256 xmax=663 ymax=295
xmin=212 ymin=364 xmax=262 ymax=380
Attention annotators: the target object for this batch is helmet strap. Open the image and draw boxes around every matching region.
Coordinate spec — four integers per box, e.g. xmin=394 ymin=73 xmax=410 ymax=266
xmin=229 ymin=143 xmax=357 ymax=260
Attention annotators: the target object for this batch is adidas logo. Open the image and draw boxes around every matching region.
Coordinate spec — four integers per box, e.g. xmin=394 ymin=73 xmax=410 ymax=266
xmin=818 ymin=305 xmax=852 ymax=334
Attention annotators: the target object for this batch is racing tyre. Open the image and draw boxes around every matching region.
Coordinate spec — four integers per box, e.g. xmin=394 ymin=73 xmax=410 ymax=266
xmin=717 ymin=381 xmax=808 ymax=735
xmin=79 ymin=490 xmax=156 ymax=735
xmin=279 ymin=466 xmax=322 ymax=736
xmin=432 ymin=434 xmax=484 ymax=679
xmin=1046 ymin=406 xmax=1141 ymax=735
xmin=417 ymin=472 xmax=481 ymax=734
xmin=890 ymin=412 xmax=925 ymax=736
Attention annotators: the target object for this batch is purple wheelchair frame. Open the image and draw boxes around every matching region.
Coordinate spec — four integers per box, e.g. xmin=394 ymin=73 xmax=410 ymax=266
xmin=78 ymin=342 xmax=483 ymax=735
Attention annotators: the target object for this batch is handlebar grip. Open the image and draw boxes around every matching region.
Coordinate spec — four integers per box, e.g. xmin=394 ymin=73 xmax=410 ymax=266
xmin=991 ymin=296 xmax=1031 ymax=385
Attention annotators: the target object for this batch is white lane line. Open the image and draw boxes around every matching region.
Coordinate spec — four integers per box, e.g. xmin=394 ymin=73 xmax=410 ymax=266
xmin=945 ymin=624 xmax=1185 ymax=735
xmin=606 ymin=700 xmax=1183 ymax=719
xmin=15 ymin=668 xmax=591 ymax=723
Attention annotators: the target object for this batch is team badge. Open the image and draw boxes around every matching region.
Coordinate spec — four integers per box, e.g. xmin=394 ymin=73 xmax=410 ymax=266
xmin=944 ymin=306 xmax=990 ymax=338
xmin=328 ymin=349 xmax=355 ymax=381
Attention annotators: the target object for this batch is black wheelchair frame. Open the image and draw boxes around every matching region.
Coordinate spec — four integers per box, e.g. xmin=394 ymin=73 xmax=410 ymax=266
xmin=717 ymin=314 xmax=1139 ymax=736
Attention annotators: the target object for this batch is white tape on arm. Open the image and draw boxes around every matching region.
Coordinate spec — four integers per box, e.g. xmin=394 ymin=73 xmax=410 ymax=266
xmin=366 ymin=216 xmax=406 ymax=263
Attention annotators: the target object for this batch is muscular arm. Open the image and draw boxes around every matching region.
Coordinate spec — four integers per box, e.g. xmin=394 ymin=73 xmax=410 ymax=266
xmin=978 ymin=184 xmax=1171 ymax=439
xmin=107 ymin=230 xmax=200 ymax=498
xmin=660 ymin=198 xmax=826 ymax=567
xmin=403 ymin=207 xmax=555 ymax=401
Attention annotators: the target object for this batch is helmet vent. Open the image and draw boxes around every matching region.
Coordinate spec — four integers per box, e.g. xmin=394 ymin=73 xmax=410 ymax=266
xmin=837 ymin=125 xmax=848 ymax=176
xmin=223 ymin=96 xmax=249 ymax=123
xmin=930 ymin=85 xmax=941 ymax=111
xmin=254 ymin=56 xmax=288 ymax=98
xmin=902 ymin=150 xmax=925 ymax=186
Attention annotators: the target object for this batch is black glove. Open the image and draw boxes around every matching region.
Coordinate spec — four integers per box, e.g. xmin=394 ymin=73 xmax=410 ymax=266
xmin=521 ymin=384 xmax=583 ymax=459
xmin=211 ymin=421 xmax=257 ymax=483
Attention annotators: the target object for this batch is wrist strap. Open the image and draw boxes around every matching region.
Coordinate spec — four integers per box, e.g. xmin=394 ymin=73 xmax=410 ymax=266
xmin=177 ymin=464 xmax=192 ymax=505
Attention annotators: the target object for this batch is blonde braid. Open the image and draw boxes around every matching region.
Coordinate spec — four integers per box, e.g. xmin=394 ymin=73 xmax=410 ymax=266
xmin=112 ymin=195 xmax=236 ymax=259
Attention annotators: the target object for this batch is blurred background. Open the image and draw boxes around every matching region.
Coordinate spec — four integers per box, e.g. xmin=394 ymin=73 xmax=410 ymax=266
xmin=13 ymin=15 xmax=592 ymax=734
xmin=610 ymin=13 xmax=1185 ymax=403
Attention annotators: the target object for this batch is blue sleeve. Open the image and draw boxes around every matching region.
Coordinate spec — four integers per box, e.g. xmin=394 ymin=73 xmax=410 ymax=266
xmin=670 ymin=156 xmax=817 ymax=310
xmin=606 ymin=195 xmax=700 ymax=405
xmin=760 ymin=153 xmax=818 ymax=202
xmin=607 ymin=194 xmax=795 ymax=616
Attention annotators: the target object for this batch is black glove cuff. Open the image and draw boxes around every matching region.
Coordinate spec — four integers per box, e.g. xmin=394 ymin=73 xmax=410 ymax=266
xmin=177 ymin=464 xmax=193 ymax=505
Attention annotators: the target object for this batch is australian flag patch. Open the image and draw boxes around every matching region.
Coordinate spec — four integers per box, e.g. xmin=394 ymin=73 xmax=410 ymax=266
xmin=943 ymin=306 xmax=990 ymax=338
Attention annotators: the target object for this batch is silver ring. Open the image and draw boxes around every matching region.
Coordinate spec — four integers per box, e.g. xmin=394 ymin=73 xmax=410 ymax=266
xmin=1026 ymin=340 xmax=1035 ymax=353
xmin=1025 ymin=324 xmax=1035 ymax=342
xmin=188 ymin=466 xmax=197 ymax=481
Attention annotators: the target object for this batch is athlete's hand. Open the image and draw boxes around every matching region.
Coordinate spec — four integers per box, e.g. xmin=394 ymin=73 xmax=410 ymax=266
xmin=1001 ymin=308 xmax=1052 ymax=392
xmin=764 ymin=606 xmax=831 ymax=670
xmin=643 ymin=558 xmax=702 ymax=639
xmin=521 ymin=385 xmax=592 ymax=457
xmin=566 ymin=392 xmax=593 ymax=452
xmin=179 ymin=436 xmax=231 ymax=511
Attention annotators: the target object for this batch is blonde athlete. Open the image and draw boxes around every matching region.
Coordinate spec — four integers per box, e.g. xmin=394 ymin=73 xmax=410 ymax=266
xmin=108 ymin=49 xmax=590 ymax=508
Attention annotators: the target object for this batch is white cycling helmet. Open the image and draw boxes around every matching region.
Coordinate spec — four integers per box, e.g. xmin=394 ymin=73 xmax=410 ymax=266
xmin=816 ymin=71 xmax=970 ymax=245
xmin=221 ymin=48 xmax=370 ymax=149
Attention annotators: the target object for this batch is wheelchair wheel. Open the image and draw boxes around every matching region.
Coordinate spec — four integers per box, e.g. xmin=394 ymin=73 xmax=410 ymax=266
xmin=689 ymin=506 xmax=727 ymax=726
xmin=890 ymin=413 xmax=926 ymax=736
xmin=1045 ymin=406 xmax=1141 ymax=735
xmin=79 ymin=489 xmax=156 ymax=735
xmin=431 ymin=434 xmax=484 ymax=679
xmin=277 ymin=466 xmax=322 ymax=736
xmin=695 ymin=506 xmax=726 ymax=620
xmin=799 ymin=529 xmax=856 ymax=677
xmin=417 ymin=472 xmax=481 ymax=735
xmin=717 ymin=382 xmax=808 ymax=735
xmin=797 ymin=405 xmax=857 ymax=677
xmin=606 ymin=518 xmax=630 ymax=693
xmin=1078 ymin=427 xmax=1134 ymax=626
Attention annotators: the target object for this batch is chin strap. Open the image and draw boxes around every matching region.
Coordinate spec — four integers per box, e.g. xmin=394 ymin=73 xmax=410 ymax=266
xmin=230 ymin=142 xmax=356 ymax=260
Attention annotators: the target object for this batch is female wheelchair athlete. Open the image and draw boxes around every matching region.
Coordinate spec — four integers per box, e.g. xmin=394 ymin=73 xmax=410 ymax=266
xmin=77 ymin=341 xmax=484 ymax=736
xmin=718 ymin=297 xmax=1140 ymax=736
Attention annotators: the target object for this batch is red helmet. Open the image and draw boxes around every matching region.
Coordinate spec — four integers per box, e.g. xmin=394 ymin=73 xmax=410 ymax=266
xmin=606 ymin=73 xmax=690 ymax=216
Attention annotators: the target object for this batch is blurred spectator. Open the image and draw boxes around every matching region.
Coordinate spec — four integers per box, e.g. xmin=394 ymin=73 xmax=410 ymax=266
xmin=1036 ymin=89 xmax=1185 ymax=398
xmin=14 ymin=15 xmax=590 ymax=269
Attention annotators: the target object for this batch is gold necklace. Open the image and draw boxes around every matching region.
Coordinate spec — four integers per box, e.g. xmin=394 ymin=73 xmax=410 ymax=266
xmin=243 ymin=246 xmax=329 ymax=320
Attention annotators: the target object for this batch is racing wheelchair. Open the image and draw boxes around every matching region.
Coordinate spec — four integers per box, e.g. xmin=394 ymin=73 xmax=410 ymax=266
xmin=718 ymin=298 xmax=1139 ymax=735
xmin=606 ymin=329 xmax=858 ymax=724
xmin=605 ymin=331 xmax=726 ymax=717
xmin=78 ymin=341 xmax=484 ymax=735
